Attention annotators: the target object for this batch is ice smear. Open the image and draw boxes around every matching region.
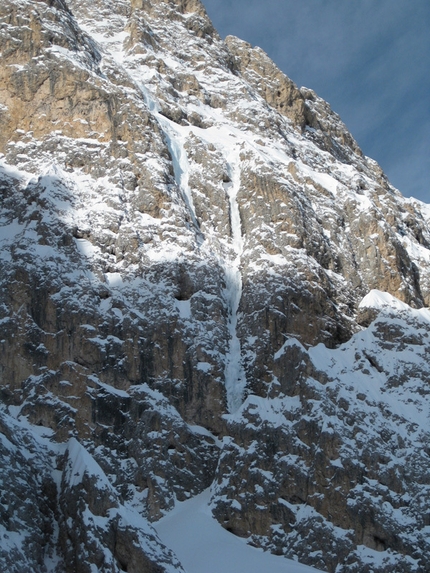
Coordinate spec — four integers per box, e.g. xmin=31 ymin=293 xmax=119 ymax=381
xmin=155 ymin=489 xmax=324 ymax=573
xmin=158 ymin=117 xmax=201 ymax=234
xmin=223 ymin=263 xmax=246 ymax=413
xmin=138 ymin=84 xmax=201 ymax=235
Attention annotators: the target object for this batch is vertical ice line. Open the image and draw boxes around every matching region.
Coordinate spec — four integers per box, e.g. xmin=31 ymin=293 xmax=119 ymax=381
xmin=97 ymin=31 xmax=245 ymax=410
xmin=138 ymin=85 xmax=200 ymax=234
xmin=157 ymin=116 xmax=201 ymax=232
xmin=223 ymin=151 xmax=247 ymax=413
xmin=103 ymin=36 xmax=201 ymax=235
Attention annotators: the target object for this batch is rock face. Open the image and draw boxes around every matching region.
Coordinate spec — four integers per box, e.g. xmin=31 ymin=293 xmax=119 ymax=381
xmin=0 ymin=0 xmax=430 ymax=571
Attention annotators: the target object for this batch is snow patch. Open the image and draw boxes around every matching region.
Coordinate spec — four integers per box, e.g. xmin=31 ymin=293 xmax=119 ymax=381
xmin=105 ymin=272 xmax=123 ymax=287
xmin=74 ymin=238 xmax=97 ymax=258
xmin=359 ymin=289 xmax=411 ymax=312
xmin=175 ymin=298 xmax=191 ymax=319
xmin=64 ymin=438 xmax=113 ymax=489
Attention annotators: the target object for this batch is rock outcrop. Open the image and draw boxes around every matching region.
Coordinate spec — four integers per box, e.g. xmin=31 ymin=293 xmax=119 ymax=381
xmin=0 ymin=0 xmax=429 ymax=571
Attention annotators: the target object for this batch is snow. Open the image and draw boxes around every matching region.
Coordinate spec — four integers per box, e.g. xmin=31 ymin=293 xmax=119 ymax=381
xmin=187 ymin=424 xmax=222 ymax=447
xmin=309 ymin=294 xmax=430 ymax=433
xmin=0 ymin=218 xmax=25 ymax=244
xmin=296 ymin=161 xmax=339 ymax=196
xmin=359 ymin=288 xmax=430 ymax=323
xmin=400 ymin=233 xmax=430 ymax=265
xmin=196 ymin=361 xmax=211 ymax=373
xmin=88 ymin=376 xmax=130 ymax=398
xmin=155 ymin=489 xmax=324 ymax=573
xmin=228 ymin=393 xmax=298 ymax=428
xmin=105 ymin=271 xmax=123 ymax=287
xmin=176 ymin=298 xmax=191 ymax=319
xmin=354 ymin=544 xmax=419 ymax=570
xmin=64 ymin=437 xmax=113 ymax=489
xmin=274 ymin=337 xmax=306 ymax=360
xmin=0 ymin=157 xmax=33 ymax=183
xmin=74 ymin=237 xmax=98 ymax=258
xmin=359 ymin=289 xmax=411 ymax=312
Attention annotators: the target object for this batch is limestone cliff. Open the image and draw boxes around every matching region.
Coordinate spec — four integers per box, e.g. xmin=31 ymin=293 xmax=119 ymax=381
xmin=0 ymin=0 xmax=429 ymax=572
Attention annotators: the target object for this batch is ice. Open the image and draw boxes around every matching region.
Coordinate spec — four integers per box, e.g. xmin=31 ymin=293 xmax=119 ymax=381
xmin=137 ymin=83 xmax=201 ymax=234
xmin=157 ymin=117 xmax=200 ymax=233
xmin=223 ymin=264 xmax=247 ymax=413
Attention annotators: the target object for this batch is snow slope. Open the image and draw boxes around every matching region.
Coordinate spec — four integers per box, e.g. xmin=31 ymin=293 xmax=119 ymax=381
xmin=155 ymin=489 xmax=324 ymax=573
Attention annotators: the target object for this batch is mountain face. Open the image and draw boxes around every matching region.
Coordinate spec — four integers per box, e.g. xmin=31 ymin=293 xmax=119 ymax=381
xmin=1 ymin=0 xmax=430 ymax=571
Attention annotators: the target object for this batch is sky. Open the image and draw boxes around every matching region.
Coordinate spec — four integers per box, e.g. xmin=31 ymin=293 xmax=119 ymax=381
xmin=202 ymin=0 xmax=429 ymax=203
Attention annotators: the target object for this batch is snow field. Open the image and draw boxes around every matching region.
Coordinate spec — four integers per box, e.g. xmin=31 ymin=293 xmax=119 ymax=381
xmin=155 ymin=489 xmax=324 ymax=573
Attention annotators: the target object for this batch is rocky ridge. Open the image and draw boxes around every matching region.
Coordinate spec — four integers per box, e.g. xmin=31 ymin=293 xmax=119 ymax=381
xmin=0 ymin=0 xmax=430 ymax=571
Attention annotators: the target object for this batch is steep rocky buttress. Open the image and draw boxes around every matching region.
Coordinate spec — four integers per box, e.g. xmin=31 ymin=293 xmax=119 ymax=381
xmin=0 ymin=0 xmax=429 ymax=572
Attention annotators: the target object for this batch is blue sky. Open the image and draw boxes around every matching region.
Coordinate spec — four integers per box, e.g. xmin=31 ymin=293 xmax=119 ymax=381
xmin=202 ymin=0 xmax=429 ymax=203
